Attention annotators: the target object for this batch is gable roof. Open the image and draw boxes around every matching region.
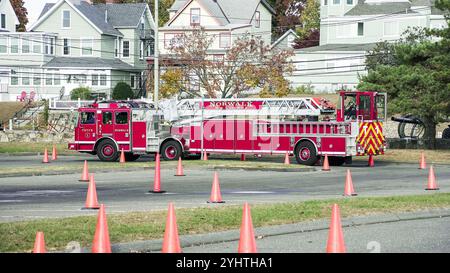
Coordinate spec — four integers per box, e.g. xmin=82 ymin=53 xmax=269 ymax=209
xmin=167 ymin=0 xmax=274 ymax=26
xmin=43 ymin=57 xmax=139 ymax=71
xmin=95 ymin=3 xmax=154 ymax=28
xmin=345 ymin=1 xmax=416 ymax=16
xmin=271 ymin=29 xmax=299 ymax=49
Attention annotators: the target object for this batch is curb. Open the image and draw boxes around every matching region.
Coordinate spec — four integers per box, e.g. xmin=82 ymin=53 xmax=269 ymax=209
xmin=108 ymin=208 xmax=450 ymax=253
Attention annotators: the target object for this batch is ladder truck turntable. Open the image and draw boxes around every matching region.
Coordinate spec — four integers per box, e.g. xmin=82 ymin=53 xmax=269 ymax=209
xmin=68 ymin=91 xmax=387 ymax=166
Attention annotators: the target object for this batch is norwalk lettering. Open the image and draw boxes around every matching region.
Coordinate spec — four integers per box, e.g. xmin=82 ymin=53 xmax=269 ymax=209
xmin=206 ymin=101 xmax=255 ymax=109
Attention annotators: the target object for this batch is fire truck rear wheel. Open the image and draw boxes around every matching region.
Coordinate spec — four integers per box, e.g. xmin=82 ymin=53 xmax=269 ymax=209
xmin=160 ymin=140 xmax=182 ymax=161
xmin=97 ymin=139 xmax=119 ymax=162
xmin=295 ymin=141 xmax=319 ymax=166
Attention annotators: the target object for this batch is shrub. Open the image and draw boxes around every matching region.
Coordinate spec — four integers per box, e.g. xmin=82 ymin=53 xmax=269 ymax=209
xmin=70 ymin=87 xmax=93 ymax=100
xmin=293 ymin=84 xmax=315 ymax=95
xmin=112 ymin=82 xmax=134 ymax=100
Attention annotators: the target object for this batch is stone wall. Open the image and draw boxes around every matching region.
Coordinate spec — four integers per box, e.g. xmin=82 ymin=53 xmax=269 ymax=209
xmin=0 ymin=130 xmax=73 ymax=143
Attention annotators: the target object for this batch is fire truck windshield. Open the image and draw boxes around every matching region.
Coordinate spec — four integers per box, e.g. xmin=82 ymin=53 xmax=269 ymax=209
xmin=80 ymin=112 xmax=96 ymax=124
xmin=343 ymin=95 xmax=357 ymax=120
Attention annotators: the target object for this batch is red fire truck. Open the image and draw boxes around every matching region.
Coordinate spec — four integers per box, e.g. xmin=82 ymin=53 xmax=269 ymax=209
xmin=68 ymin=91 xmax=387 ymax=165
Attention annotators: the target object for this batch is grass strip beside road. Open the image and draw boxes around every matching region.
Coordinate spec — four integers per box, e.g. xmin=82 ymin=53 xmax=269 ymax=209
xmin=1 ymin=193 xmax=449 ymax=252
xmin=0 ymin=143 xmax=75 ymax=155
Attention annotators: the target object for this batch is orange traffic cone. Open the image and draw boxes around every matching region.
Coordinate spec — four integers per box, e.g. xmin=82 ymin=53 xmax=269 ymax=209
xmin=368 ymin=154 xmax=375 ymax=167
xmin=162 ymin=203 xmax=182 ymax=253
xmin=238 ymin=203 xmax=257 ymax=253
xmin=284 ymin=152 xmax=290 ymax=165
xmin=419 ymin=152 xmax=426 ymax=170
xmin=83 ymin=174 xmax=100 ymax=210
xmin=79 ymin=160 xmax=89 ymax=182
xmin=33 ymin=231 xmax=46 ymax=253
xmin=207 ymin=172 xmax=225 ymax=203
xmin=92 ymin=204 xmax=112 ymax=253
xmin=203 ymin=151 xmax=208 ymax=161
xmin=174 ymin=157 xmax=185 ymax=176
xmin=322 ymin=154 xmax=330 ymax=171
xmin=150 ymin=153 xmax=166 ymax=193
xmin=240 ymin=154 xmax=246 ymax=161
xmin=51 ymin=145 xmax=57 ymax=161
xmin=326 ymin=204 xmax=346 ymax=253
xmin=119 ymin=149 xmax=125 ymax=163
xmin=425 ymin=165 xmax=439 ymax=190
xmin=42 ymin=148 xmax=50 ymax=163
xmin=343 ymin=169 xmax=357 ymax=196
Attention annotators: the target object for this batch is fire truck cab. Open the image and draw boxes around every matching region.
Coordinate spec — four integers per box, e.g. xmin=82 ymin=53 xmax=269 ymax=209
xmin=68 ymin=100 xmax=182 ymax=162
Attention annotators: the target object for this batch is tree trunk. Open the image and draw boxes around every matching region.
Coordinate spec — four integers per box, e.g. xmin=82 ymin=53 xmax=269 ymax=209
xmin=422 ymin=116 xmax=437 ymax=149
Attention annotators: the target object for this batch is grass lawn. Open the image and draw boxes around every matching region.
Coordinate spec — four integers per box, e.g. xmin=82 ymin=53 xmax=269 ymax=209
xmin=0 ymin=143 xmax=75 ymax=155
xmin=0 ymin=102 xmax=25 ymax=125
xmin=355 ymin=149 xmax=450 ymax=165
xmin=1 ymin=193 xmax=449 ymax=252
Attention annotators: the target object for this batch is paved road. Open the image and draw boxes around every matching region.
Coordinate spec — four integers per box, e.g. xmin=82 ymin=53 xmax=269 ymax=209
xmin=0 ymin=155 xmax=449 ymax=222
xmin=181 ymin=215 xmax=450 ymax=253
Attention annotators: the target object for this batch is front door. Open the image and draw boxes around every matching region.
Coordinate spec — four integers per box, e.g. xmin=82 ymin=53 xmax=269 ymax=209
xmin=114 ymin=110 xmax=131 ymax=151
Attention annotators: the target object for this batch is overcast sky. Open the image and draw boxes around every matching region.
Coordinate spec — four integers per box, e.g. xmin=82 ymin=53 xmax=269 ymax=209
xmin=24 ymin=0 xmax=58 ymax=28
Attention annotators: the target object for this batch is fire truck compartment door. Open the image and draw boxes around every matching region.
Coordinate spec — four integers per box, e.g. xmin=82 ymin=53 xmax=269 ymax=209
xmin=113 ymin=110 xmax=131 ymax=150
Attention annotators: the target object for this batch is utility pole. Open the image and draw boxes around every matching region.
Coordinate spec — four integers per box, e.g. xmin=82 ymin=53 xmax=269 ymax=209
xmin=154 ymin=0 xmax=159 ymax=108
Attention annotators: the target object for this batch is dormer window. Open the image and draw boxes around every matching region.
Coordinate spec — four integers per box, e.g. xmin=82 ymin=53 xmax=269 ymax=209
xmin=62 ymin=10 xmax=71 ymax=28
xmin=254 ymin=11 xmax=260 ymax=28
xmin=190 ymin=8 xmax=200 ymax=26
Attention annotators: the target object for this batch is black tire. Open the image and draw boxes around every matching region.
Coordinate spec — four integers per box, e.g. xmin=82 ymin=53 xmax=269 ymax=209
xmin=125 ymin=153 xmax=141 ymax=162
xmin=96 ymin=139 xmax=119 ymax=162
xmin=185 ymin=153 xmax=202 ymax=160
xmin=160 ymin=140 xmax=183 ymax=161
xmin=295 ymin=141 xmax=319 ymax=166
xmin=328 ymin=156 xmax=346 ymax=166
xmin=443 ymin=127 xmax=450 ymax=139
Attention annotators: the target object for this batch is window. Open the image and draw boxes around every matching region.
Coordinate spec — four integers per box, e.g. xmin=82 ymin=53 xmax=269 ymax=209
xmin=11 ymin=37 xmax=19 ymax=53
xmin=1 ymin=14 xmax=5 ymax=29
xmin=115 ymin=112 xmax=128 ymax=124
xmin=22 ymin=38 xmax=30 ymax=53
xmin=44 ymin=37 xmax=55 ymax=55
xmin=219 ymin=33 xmax=231 ymax=48
xmin=346 ymin=0 xmax=353 ymax=4
xmin=115 ymin=38 xmax=120 ymax=58
xmin=0 ymin=37 xmax=6 ymax=53
xmin=100 ymin=75 xmax=107 ymax=86
xmin=324 ymin=0 xmax=328 ymax=5
xmin=45 ymin=72 xmax=53 ymax=86
xmin=122 ymin=40 xmax=130 ymax=57
xmin=357 ymin=22 xmax=364 ymax=36
xmin=102 ymin=112 xmax=112 ymax=125
xmin=33 ymin=72 xmax=41 ymax=86
xmin=254 ymin=11 xmax=260 ymax=28
xmin=63 ymin=38 xmax=70 ymax=55
xmin=81 ymin=38 xmax=93 ymax=56
xmin=383 ymin=21 xmax=398 ymax=36
xmin=22 ymin=69 xmax=30 ymax=85
xmin=80 ymin=112 xmax=96 ymax=125
xmin=33 ymin=38 xmax=42 ymax=53
xmin=53 ymin=73 xmax=60 ymax=85
xmin=190 ymin=8 xmax=200 ymax=25
xmin=333 ymin=0 xmax=340 ymax=4
xmin=10 ymin=70 xmax=18 ymax=85
xmin=62 ymin=10 xmax=71 ymax=28
xmin=130 ymin=74 xmax=136 ymax=89
xmin=139 ymin=41 xmax=144 ymax=59
xmin=92 ymin=74 xmax=99 ymax=86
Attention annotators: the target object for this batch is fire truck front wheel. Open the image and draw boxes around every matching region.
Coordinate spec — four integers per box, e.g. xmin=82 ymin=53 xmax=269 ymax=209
xmin=294 ymin=141 xmax=319 ymax=166
xmin=96 ymin=139 xmax=120 ymax=162
xmin=160 ymin=140 xmax=182 ymax=161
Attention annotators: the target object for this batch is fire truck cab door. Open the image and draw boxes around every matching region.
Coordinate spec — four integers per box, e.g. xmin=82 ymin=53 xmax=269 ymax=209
xmin=98 ymin=110 xmax=114 ymax=138
xmin=113 ymin=110 xmax=131 ymax=150
xmin=78 ymin=110 xmax=97 ymax=146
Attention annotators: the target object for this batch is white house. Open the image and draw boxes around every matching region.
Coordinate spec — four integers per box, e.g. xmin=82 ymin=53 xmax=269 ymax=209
xmin=288 ymin=0 xmax=448 ymax=93
xmin=0 ymin=0 xmax=19 ymax=32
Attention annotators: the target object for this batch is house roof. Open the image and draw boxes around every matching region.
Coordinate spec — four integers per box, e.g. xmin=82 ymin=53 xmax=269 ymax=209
xmin=296 ymin=43 xmax=377 ymax=52
xmin=43 ymin=57 xmax=139 ymax=71
xmin=345 ymin=1 xmax=416 ymax=16
xmin=167 ymin=0 xmax=274 ymax=26
xmin=271 ymin=29 xmax=299 ymax=49
xmin=35 ymin=0 xmax=153 ymax=36
xmin=95 ymin=3 xmax=153 ymax=28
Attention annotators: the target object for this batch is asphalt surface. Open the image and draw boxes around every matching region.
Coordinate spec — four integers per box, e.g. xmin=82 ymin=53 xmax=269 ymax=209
xmin=181 ymin=214 xmax=450 ymax=253
xmin=0 ymin=155 xmax=449 ymax=222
